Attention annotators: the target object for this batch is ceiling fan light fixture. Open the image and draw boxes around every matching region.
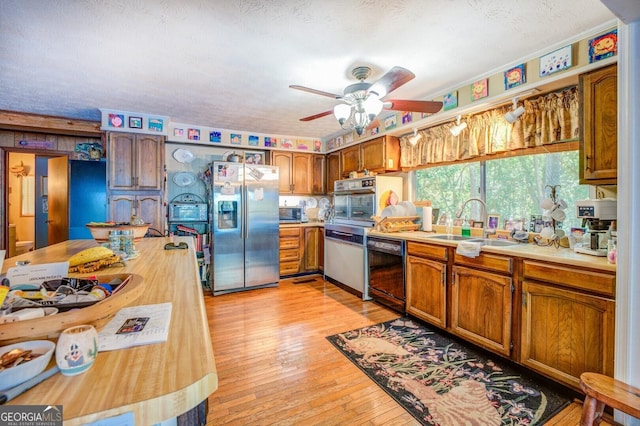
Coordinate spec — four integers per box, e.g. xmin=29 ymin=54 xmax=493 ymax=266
xmin=333 ymin=103 xmax=351 ymax=125
xmin=450 ymin=115 xmax=467 ymax=136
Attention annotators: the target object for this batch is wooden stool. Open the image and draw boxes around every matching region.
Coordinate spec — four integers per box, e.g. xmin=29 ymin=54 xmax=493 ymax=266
xmin=580 ymin=372 xmax=640 ymax=425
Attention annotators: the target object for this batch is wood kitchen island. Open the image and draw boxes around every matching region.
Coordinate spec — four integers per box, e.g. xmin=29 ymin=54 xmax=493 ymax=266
xmin=0 ymin=237 xmax=217 ymax=425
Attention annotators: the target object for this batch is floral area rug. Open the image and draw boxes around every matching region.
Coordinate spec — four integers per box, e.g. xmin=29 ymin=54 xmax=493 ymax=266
xmin=327 ymin=318 xmax=573 ymax=425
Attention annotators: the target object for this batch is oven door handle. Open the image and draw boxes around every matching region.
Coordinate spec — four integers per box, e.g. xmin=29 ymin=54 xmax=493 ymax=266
xmin=331 ymin=231 xmax=353 ymax=238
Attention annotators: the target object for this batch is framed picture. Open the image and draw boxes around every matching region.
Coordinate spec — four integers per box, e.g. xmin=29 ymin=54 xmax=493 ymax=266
xmin=438 ymin=213 xmax=448 ymax=226
xmin=539 ymin=45 xmax=572 ymax=77
xmin=431 ymin=208 xmax=440 ymax=225
xmin=529 ymin=215 xmax=544 ymax=233
xmin=471 ymin=78 xmax=488 ymax=101
xmin=453 ymin=218 xmax=464 ymax=227
xmin=504 ymin=64 xmax=525 ymax=90
xmin=230 ymin=133 xmax=242 ymax=145
xmin=588 ymin=29 xmax=617 ymax=63
xmin=471 ymin=221 xmax=484 ymax=229
xmin=148 ymin=118 xmax=163 ymax=132
xmin=443 ymin=91 xmax=458 ymax=111
xmin=384 ymin=114 xmax=397 ymax=130
xmin=188 ymin=128 xmax=200 ymax=141
xmin=487 ymin=214 xmax=501 ymax=230
xmin=108 ymin=113 xmax=124 ymax=128
xmin=244 ymin=151 xmax=264 ymax=165
xmin=129 ymin=116 xmax=143 ymax=129
xmin=504 ymin=218 xmax=525 ymax=231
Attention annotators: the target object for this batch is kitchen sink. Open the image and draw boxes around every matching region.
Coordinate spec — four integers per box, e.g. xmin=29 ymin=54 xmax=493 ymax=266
xmin=426 ymin=235 xmax=478 ymax=241
xmin=425 ymin=235 xmax=520 ymax=247
xmin=472 ymin=239 xmax=519 ymax=247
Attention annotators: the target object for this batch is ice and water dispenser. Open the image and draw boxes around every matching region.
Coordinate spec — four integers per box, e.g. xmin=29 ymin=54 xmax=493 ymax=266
xmin=217 ymin=201 xmax=238 ymax=230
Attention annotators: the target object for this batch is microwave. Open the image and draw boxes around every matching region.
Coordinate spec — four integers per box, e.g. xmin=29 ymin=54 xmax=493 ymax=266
xmin=168 ymin=202 xmax=208 ymax=222
xmin=279 ymin=207 xmax=302 ymax=223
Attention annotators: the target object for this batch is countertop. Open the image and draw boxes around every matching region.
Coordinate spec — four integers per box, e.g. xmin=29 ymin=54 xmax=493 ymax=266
xmin=280 ymin=221 xmax=325 ymax=228
xmin=368 ymin=230 xmax=616 ymax=272
xmin=1 ymin=237 xmax=217 ymax=425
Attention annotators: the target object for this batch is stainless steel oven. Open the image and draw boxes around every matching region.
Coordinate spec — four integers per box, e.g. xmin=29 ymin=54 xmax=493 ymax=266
xmin=332 ymin=176 xmax=403 ymax=227
xmin=366 ymin=235 xmax=405 ymax=313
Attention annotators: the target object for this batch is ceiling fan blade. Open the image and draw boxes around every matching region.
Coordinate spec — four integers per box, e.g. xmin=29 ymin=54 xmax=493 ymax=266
xmin=289 ymin=85 xmax=342 ymax=99
xmin=369 ymin=66 xmax=415 ymax=98
xmin=300 ymin=110 xmax=334 ymax=121
xmin=384 ymin=99 xmax=443 ymax=114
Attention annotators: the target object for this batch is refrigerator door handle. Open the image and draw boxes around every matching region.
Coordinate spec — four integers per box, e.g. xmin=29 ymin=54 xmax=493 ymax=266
xmin=243 ymin=183 xmax=248 ymax=239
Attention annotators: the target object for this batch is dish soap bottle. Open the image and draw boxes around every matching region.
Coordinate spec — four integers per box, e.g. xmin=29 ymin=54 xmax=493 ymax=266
xmin=461 ymin=218 xmax=471 ymax=237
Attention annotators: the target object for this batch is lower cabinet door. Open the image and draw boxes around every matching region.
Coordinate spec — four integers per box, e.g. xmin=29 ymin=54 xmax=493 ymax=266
xmin=451 ymin=265 xmax=512 ymax=356
xmin=520 ymin=280 xmax=615 ymax=390
xmin=406 ymin=255 xmax=447 ymax=328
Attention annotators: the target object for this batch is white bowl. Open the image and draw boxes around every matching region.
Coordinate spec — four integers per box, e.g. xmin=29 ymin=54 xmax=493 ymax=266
xmin=0 ymin=340 xmax=56 ymax=391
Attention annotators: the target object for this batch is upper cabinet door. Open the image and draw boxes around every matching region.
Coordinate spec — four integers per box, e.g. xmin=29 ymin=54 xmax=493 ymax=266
xmin=108 ymin=133 xmax=164 ymax=191
xmin=579 ymin=64 xmax=617 ymax=184
xmin=291 ymin=153 xmax=313 ymax=195
xmin=136 ymin=135 xmax=164 ymax=190
xmin=108 ymin=133 xmax=136 ymax=190
xmin=271 ymin=151 xmax=293 ymax=193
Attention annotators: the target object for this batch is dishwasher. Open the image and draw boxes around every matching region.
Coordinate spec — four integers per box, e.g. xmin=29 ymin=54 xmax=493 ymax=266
xmin=366 ymin=235 xmax=405 ymax=313
xmin=324 ymin=223 xmax=367 ymax=298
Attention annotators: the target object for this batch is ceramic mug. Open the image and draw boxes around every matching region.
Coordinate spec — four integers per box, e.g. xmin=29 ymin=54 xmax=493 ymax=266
xmin=56 ymin=325 xmax=98 ymax=376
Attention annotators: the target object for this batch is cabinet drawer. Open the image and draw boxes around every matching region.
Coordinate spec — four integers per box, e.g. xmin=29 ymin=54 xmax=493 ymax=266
xmin=280 ymin=248 xmax=299 ymax=262
xmin=280 ymin=228 xmax=301 ymax=237
xmin=454 ymin=252 xmax=512 ymax=274
xmin=280 ymin=260 xmax=300 ymax=275
xmin=407 ymin=242 xmax=448 ymax=261
xmin=522 ymin=260 xmax=615 ymax=297
xmin=280 ymin=238 xmax=300 ymax=250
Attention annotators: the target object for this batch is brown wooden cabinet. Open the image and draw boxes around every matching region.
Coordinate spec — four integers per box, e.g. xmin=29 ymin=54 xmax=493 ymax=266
xmin=326 ymin=151 xmax=341 ymax=194
xmin=340 ymin=145 xmax=361 ymax=177
xmin=279 ymin=227 xmax=302 ymax=276
xmin=303 ymin=227 xmax=320 ymax=272
xmin=451 ymin=253 xmax=513 ymax=357
xmin=279 ymin=226 xmax=324 ymax=276
xmin=107 ymin=132 xmax=165 ymax=235
xmin=271 ymin=152 xmax=316 ymax=194
xmin=579 ymin=64 xmax=617 ymax=184
xmin=312 ymin=154 xmax=326 ymax=195
xmin=405 ymin=242 xmax=448 ymax=328
xmin=107 ymin=133 xmax=164 ymax=191
xmin=520 ymin=260 xmax=615 ymax=390
xmin=339 ymin=135 xmax=401 ymax=177
xmin=108 ymin=192 xmax=164 ymax=233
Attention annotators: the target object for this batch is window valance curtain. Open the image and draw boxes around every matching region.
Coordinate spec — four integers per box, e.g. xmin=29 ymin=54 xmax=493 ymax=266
xmin=400 ymin=86 xmax=579 ymax=168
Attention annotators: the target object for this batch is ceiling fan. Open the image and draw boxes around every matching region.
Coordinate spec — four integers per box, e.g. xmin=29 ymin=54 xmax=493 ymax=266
xmin=290 ymin=66 xmax=442 ymax=135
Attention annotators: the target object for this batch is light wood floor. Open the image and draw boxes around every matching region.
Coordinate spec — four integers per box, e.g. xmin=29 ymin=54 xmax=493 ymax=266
xmin=204 ymin=275 xmax=612 ymax=425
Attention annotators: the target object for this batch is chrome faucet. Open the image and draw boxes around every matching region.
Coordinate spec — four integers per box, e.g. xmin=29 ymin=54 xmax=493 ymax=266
xmin=455 ymin=197 xmax=494 ymax=238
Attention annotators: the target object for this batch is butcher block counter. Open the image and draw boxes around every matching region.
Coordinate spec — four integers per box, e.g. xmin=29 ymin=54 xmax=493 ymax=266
xmin=0 ymin=237 xmax=217 ymax=425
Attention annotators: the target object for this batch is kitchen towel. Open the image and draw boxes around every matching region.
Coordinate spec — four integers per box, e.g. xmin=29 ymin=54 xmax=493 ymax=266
xmin=456 ymin=241 xmax=482 ymax=258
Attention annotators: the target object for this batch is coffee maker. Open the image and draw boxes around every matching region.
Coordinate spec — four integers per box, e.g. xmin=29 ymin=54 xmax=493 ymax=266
xmin=574 ymin=199 xmax=617 ymax=256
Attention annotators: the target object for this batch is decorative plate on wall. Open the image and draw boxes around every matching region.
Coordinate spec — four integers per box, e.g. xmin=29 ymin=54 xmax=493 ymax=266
xmin=319 ymin=197 xmax=331 ymax=210
xmin=173 ymin=172 xmax=197 ymax=187
xmin=172 ymin=148 xmax=195 ymax=164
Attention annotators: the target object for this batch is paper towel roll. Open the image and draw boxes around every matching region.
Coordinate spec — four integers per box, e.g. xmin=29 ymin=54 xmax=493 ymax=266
xmin=422 ymin=206 xmax=433 ymax=232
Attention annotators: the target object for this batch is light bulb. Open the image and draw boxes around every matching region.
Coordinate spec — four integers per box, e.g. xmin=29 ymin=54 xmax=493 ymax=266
xmin=333 ymin=104 xmax=351 ymax=125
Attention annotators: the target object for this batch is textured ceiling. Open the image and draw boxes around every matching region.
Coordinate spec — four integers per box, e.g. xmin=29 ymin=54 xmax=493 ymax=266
xmin=0 ymin=0 xmax=615 ymax=140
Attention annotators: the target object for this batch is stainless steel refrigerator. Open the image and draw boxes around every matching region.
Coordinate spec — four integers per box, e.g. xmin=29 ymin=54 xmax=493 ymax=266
xmin=210 ymin=161 xmax=280 ymax=295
